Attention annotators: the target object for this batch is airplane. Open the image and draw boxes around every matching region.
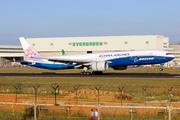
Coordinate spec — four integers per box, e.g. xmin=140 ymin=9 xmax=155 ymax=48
xmin=19 ymin=37 xmax=175 ymax=75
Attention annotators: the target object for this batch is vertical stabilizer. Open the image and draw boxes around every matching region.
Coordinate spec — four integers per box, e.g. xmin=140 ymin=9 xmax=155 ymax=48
xmin=19 ymin=37 xmax=43 ymax=62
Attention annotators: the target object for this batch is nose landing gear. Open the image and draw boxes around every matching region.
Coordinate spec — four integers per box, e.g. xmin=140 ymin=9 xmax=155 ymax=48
xmin=159 ymin=67 xmax=163 ymax=71
xmin=159 ymin=65 xmax=164 ymax=71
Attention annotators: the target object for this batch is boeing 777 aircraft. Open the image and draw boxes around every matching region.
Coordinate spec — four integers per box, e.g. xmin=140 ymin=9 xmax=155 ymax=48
xmin=19 ymin=37 xmax=175 ymax=75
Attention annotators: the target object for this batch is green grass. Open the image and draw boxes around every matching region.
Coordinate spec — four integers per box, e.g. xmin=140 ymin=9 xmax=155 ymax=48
xmin=2 ymin=108 xmax=180 ymax=120
xmin=0 ymin=68 xmax=179 ymax=85
xmin=0 ymin=68 xmax=180 ymax=119
xmin=0 ymin=77 xmax=179 ymax=85
xmin=0 ymin=68 xmax=179 ymax=103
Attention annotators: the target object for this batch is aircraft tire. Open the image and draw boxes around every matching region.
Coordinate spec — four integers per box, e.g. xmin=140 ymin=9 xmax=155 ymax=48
xmin=86 ymin=72 xmax=90 ymax=75
xmin=159 ymin=68 xmax=163 ymax=71
xmin=80 ymin=72 xmax=90 ymax=75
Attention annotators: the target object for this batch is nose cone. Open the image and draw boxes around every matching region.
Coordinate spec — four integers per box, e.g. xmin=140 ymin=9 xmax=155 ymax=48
xmin=168 ymin=55 xmax=175 ymax=61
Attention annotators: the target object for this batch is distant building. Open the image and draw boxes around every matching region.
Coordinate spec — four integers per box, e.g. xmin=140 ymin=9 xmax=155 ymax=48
xmin=168 ymin=43 xmax=180 ymax=66
xmin=170 ymin=43 xmax=180 ymax=51
xmin=0 ymin=35 xmax=179 ymax=66
xmin=0 ymin=46 xmax=23 ymax=66
xmin=26 ymin=35 xmax=170 ymax=56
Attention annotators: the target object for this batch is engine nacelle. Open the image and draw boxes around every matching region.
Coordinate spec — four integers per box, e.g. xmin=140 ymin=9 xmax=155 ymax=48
xmin=112 ymin=65 xmax=127 ymax=70
xmin=91 ymin=61 xmax=109 ymax=71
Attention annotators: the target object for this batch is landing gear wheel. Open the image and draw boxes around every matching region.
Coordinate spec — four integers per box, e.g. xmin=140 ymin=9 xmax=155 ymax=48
xmin=86 ymin=72 xmax=90 ymax=75
xmin=80 ymin=72 xmax=91 ymax=75
xmin=159 ymin=68 xmax=163 ymax=71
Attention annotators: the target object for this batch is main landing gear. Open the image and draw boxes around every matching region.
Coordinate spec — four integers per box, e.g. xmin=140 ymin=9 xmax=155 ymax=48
xmin=80 ymin=67 xmax=103 ymax=75
xmin=80 ymin=67 xmax=91 ymax=75
xmin=80 ymin=71 xmax=103 ymax=75
xmin=80 ymin=72 xmax=91 ymax=75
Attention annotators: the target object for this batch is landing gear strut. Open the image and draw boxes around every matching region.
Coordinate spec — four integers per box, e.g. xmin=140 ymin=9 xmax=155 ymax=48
xmin=159 ymin=65 xmax=164 ymax=71
xmin=80 ymin=67 xmax=91 ymax=75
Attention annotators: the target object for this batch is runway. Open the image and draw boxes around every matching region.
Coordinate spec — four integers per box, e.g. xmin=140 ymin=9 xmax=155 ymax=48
xmin=0 ymin=72 xmax=179 ymax=78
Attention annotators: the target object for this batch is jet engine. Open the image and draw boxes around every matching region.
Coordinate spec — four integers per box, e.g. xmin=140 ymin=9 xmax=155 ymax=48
xmin=91 ymin=61 xmax=109 ymax=71
xmin=112 ymin=65 xmax=127 ymax=70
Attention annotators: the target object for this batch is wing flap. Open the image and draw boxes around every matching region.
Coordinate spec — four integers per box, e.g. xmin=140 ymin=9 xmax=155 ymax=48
xmin=34 ymin=57 xmax=111 ymax=68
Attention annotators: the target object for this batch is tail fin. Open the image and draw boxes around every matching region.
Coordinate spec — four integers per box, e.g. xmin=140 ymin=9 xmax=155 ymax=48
xmin=19 ymin=37 xmax=43 ymax=62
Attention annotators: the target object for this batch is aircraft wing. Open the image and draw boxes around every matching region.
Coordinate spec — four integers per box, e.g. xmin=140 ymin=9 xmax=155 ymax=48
xmin=48 ymin=58 xmax=96 ymax=64
xmin=34 ymin=57 xmax=101 ymax=65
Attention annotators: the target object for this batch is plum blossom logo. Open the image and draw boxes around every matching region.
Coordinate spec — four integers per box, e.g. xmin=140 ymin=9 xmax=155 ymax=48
xmin=25 ymin=46 xmax=36 ymax=58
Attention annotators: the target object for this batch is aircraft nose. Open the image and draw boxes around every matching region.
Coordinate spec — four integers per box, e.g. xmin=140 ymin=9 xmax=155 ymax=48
xmin=169 ymin=55 xmax=175 ymax=60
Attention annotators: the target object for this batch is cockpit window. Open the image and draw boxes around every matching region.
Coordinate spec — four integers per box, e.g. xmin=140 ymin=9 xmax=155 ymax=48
xmin=166 ymin=53 xmax=172 ymax=55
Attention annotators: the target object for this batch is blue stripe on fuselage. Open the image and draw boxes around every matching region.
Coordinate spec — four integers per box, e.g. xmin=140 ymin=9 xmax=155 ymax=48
xmin=108 ymin=56 xmax=174 ymax=67
xmin=21 ymin=62 xmax=75 ymax=70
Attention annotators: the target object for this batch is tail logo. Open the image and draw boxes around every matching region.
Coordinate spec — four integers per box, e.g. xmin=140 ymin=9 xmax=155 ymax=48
xmin=25 ymin=46 xmax=36 ymax=58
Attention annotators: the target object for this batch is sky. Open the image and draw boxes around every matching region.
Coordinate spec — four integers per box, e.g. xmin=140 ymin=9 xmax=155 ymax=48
xmin=0 ymin=0 xmax=180 ymax=45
